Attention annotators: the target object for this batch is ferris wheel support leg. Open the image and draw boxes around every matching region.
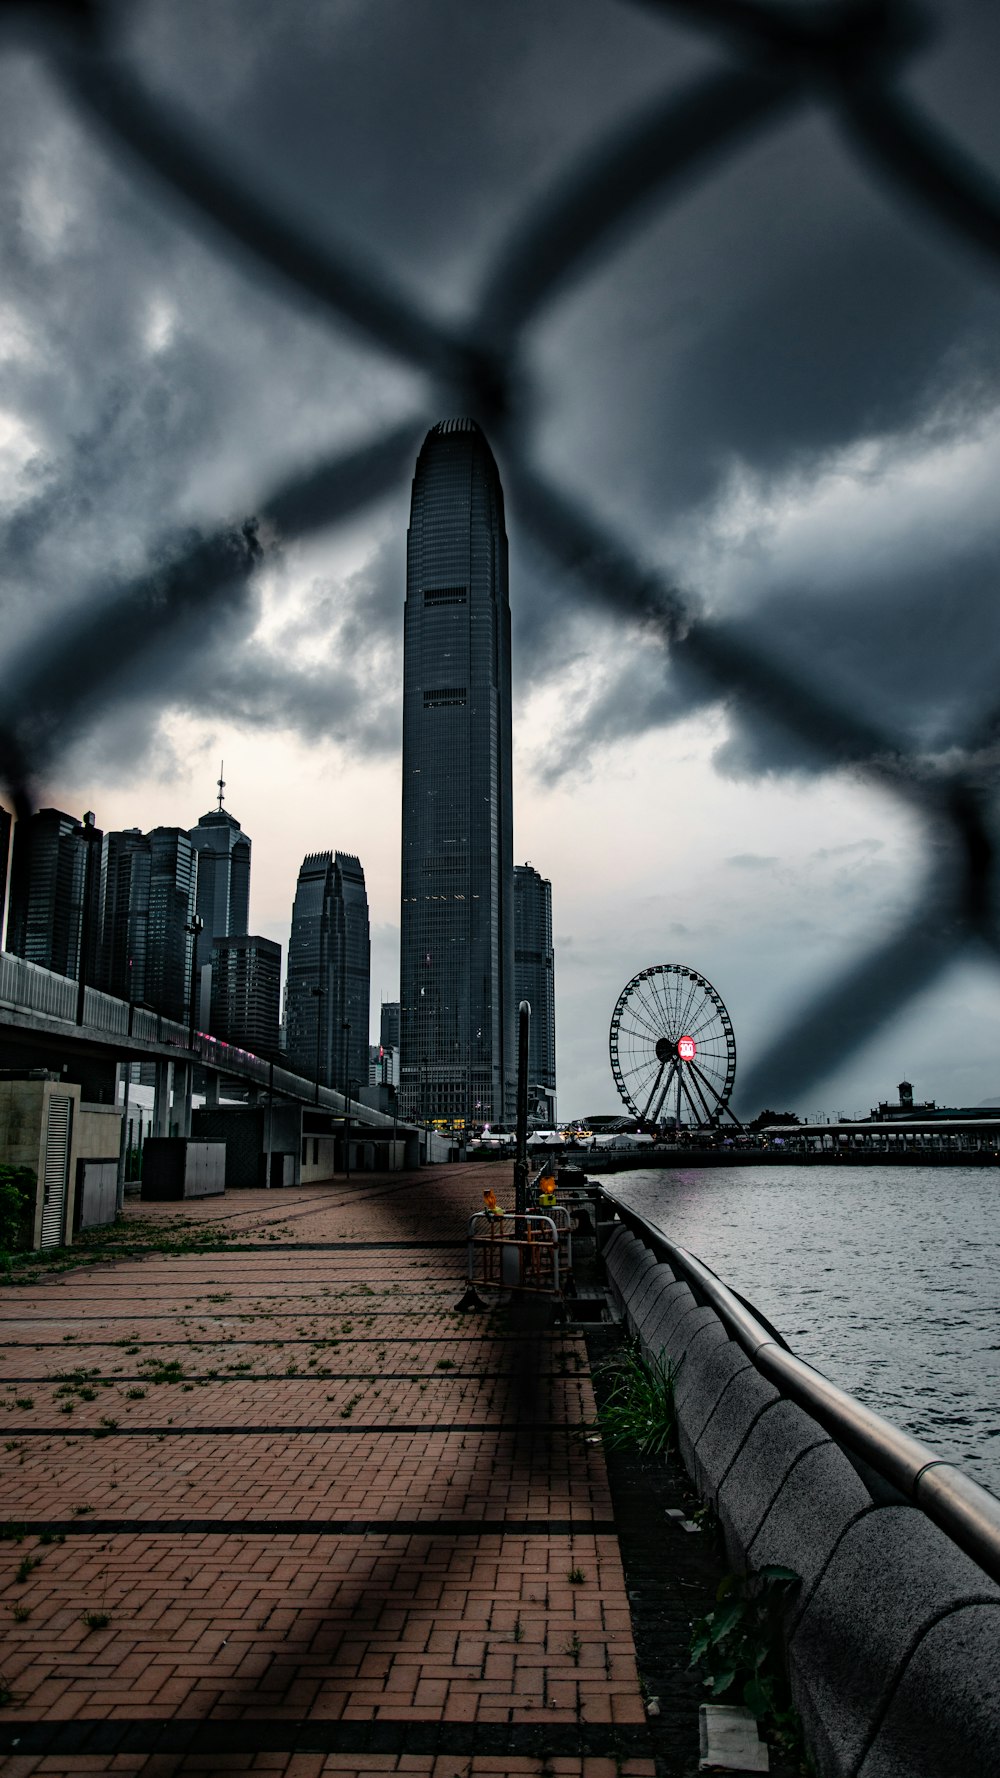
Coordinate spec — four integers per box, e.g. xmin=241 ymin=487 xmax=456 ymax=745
xmin=650 ymin=1059 xmax=678 ymax=1127
xmin=641 ymin=1062 xmax=666 ymax=1124
xmin=685 ymin=1063 xmax=720 ymax=1128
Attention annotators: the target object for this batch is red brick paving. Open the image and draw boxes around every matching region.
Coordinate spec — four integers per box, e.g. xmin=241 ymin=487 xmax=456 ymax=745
xmin=0 ymin=1170 xmax=654 ymax=1775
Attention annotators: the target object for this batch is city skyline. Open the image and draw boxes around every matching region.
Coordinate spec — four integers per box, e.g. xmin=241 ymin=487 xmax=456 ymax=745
xmin=3 ymin=6 xmax=1000 ymax=1118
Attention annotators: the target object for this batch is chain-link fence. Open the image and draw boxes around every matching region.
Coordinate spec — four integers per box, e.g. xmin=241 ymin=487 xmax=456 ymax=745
xmin=2 ymin=0 xmax=999 ymax=1109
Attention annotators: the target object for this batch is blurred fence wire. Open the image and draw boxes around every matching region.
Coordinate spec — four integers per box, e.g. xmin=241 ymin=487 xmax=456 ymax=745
xmin=2 ymin=0 xmax=1000 ymax=1106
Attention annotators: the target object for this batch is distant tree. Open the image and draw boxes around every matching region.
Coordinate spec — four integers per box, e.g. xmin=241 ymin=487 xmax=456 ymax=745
xmin=747 ymin=1109 xmax=801 ymax=1132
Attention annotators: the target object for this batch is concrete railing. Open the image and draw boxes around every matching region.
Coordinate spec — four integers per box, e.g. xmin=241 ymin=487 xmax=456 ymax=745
xmin=600 ymin=1200 xmax=1000 ymax=1778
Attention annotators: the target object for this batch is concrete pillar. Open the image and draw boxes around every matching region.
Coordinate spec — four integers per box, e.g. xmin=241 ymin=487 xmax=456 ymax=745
xmin=173 ymin=1060 xmax=192 ymax=1139
xmin=152 ymin=1059 xmax=173 ymax=1138
xmin=203 ymin=1072 xmax=220 ymax=1108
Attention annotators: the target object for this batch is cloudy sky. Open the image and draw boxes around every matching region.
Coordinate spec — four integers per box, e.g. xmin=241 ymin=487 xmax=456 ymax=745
xmin=2 ymin=0 xmax=1000 ymax=1118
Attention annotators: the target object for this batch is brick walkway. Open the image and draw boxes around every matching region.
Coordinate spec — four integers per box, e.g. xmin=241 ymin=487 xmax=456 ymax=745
xmin=0 ymin=1168 xmax=656 ymax=1776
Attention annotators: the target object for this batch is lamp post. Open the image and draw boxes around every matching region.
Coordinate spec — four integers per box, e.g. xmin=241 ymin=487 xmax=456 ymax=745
xmin=312 ymin=985 xmax=324 ymax=1105
xmin=342 ymin=1021 xmax=351 ymax=1180
xmin=185 ymin=914 xmax=205 ymax=1047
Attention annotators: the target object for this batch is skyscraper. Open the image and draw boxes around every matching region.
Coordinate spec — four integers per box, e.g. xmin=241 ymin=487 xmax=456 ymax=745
xmin=379 ymin=1001 xmax=400 ymax=1051
xmin=7 ymin=808 xmax=103 ymax=982
xmin=210 ymin=934 xmax=281 ymax=1057
xmin=286 ymin=851 xmax=370 ymax=1091
xmin=400 ymin=419 xmax=515 ymax=1126
xmin=96 ymin=825 xmax=196 ymax=1023
xmin=189 ymin=773 xmax=251 ymax=978
xmin=514 ymin=864 xmax=557 ymax=1125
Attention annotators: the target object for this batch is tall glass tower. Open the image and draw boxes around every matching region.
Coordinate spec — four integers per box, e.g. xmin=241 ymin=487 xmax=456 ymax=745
xmin=514 ymin=863 xmax=556 ymax=1125
xmin=400 ymin=419 xmax=515 ymax=1126
xmin=286 ymin=851 xmax=370 ymax=1092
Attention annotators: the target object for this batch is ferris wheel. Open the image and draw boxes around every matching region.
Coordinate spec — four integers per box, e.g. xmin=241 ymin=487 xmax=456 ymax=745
xmin=609 ymin=964 xmax=738 ymax=1128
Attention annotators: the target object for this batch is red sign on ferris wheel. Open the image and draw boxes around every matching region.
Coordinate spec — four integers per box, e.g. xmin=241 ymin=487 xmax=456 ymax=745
xmin=677 ymin=1035 xmax=697 ymax=1061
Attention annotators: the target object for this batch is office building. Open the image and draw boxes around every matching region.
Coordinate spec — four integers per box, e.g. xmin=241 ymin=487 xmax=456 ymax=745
xmin=0 ymin=804 xmax=11 ymax=944
xmin=189 ymin=776 xmax=251 ymax=978
xmin=379 ymin=1001 xmax=400 ymax=1051
xmin=98 ymin=827 xmax=151 ymax=1004
xmin=210 ymin=934 xmax=281 ymax=1057
xmin=286 ymin=851 xmax=370 ymax=1091
xmin=400 ymin=418 xmax=515 ymax=1126
xmin=514 ymin=864 xmax=557 ymax=1125
xmin=7 ymin=808 xmax=103 ymax=982
xmin=97 ymin=825 xmax=196 ymax=1024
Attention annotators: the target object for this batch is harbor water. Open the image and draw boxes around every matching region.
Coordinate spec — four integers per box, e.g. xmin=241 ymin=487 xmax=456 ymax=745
xmin=607 ymin=1165 xmax=1000 ymax=1496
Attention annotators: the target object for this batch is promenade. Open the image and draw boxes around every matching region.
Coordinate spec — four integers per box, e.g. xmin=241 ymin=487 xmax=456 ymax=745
xmin=0 ymin=1168 xmax=718 ymax=1778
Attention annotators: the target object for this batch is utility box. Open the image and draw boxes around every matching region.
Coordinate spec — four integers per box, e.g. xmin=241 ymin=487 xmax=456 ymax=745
xmin=75 ymin=1159 xmax=119 ymax=1231
xmin=0 ymin=1076 xmax=123 ymax=1250
xmin=141 ymin=1138 xmax=225 ymax=1200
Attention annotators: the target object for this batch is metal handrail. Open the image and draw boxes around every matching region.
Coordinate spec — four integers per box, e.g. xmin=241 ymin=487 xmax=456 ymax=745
xmin=603 ymin=1189 xmax=1000 ymax=1588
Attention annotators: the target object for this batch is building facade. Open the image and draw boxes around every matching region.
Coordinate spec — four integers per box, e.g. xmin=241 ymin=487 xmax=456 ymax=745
xmin=285 ymin=851 xmax=370 ymax=1092
xmin=7 ymin=808 xmax=103 ymax=982
xmin=210 ymin=934 xmax=281 ymax=1057
xmin=188 ymin=803 xmax=251 ymax=977
xmin=379 ymin=1001 xmax=400 ymax=1051
xmin=399 ymin=419 xmax=515 ymax=1126
xmin=96 ymin=826 xmax=196 ymax=1024
xmin=513 ymin=863 xmax=557 ymax=1125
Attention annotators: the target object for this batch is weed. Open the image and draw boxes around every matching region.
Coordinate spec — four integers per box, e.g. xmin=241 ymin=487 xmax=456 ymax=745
xmin=13 ymin=1398 xmax=34 ymax=1411
xmin=37 ymin=1531 xmax=64 ymax=1545
xmin=59 ymin=1401 xmax=74 ymax=1414
xmin=72 ymin=1504 xmax=94 ymax=1516
xmin=565 ymin=1632 xmax=582 ymax=1666
xmin=690 ymin=1566 xmax=802 ymax=1751
xmin=82 ymin=1610 xmax=110 ymax=1631
xmin=138 ymin=1358 xmax=185 ymax=1384
xmin=594 ymin=1345 xmax=678 ymax=1456
xmin=568 ymin=1567 xmax=587 ymax=1585
xmin=435 ymin=1359 xmax=455 ymax=1371
xmin=512 ymin=1615 xmax=524 ymax=1643
xmin=339 ymin=1393 xmax=363 ymax=1420
xmin=14 ymin=1555 xmax=40 ymax=1584
xmin=341 ymin=1321 xmax=353 ymax=1334
xmin=125 ymin=1388 xmax=146 ymax=1400
xmin=10 ymin=1603 xmax=30 ymax=1622
xmin=0 ymin=1523 xmax=26 ymax=1543
xmin=2 ymin=1441 xmax=21 ymax=1453
xmin=93 ymin=1416 xmax=119 ymax=1438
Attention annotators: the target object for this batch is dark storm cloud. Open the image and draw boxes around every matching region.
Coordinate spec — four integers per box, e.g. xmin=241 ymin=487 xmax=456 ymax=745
xmin=2 ymin=0 xmax=1000 ymax=803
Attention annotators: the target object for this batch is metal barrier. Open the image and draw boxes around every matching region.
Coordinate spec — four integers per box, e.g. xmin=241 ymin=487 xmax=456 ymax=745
xmin=604 ymin=1189 xmax=1000 ymax=1588
xmin=465 ymin=1211 xmax=562 ymax=1296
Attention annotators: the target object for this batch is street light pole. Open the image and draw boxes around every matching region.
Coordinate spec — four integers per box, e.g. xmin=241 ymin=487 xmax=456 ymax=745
xmin=342 ymin=1021 xmax=351 ymax=1181
xmin=186 ymin=914 xmax=205 ymax=1048
xmin=312 ymin=985 xmax=324 ymax=1105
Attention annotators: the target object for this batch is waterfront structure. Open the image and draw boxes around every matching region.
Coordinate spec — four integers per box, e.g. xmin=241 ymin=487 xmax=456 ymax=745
xmin=286 ymin=851 xmax=370 ymax=1091
xmin=7 ymin=807 xmax=103 ymax=982
xmin=399 ymin=418 xmax=515 ymax=1126
xmin=513 ymin=863 xmax=556 ymax=1125
xmin=210 ymin=934 xmax=281 ymax=1057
